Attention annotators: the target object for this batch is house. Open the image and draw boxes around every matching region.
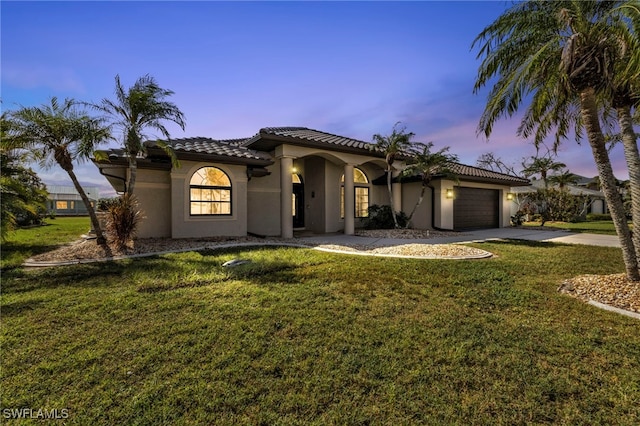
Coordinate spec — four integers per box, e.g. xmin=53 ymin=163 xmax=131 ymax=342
xmin=94 ymin=127 xmax=530 ymax=239
xmin=47 ymin=185 xmax=100 ymax=216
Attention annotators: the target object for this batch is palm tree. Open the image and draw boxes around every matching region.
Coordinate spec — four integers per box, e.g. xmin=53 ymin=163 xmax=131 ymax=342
xmin=521 ymin=156 xmax=567 ymax=188
xmin=473 ymin=0 xmax=639 ymax=281
xmin=371 ymin=122 xmax=414 ymax=228
xmin=9 ymin=98 xmax=111 ymax=245
xmin=548 ymin=170 xmax=580 ymax=190
xmin=93 ymin=74 xmax=185 ymax=195
xmin=402 ymin=142 xmax=459 ymax=228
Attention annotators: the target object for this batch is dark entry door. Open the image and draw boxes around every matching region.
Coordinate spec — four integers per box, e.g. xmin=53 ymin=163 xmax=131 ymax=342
xmin=292 ymin=183 xmax=305 ymax=228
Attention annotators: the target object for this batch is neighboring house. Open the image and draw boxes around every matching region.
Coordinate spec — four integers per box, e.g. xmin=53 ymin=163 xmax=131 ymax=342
xmin=94 ymin=126 xmax=530 ymax=239
xmin=509 ymin=179 xmax=607 ymax=215
xmin=48 ymin=185 xmax=100 ymax=216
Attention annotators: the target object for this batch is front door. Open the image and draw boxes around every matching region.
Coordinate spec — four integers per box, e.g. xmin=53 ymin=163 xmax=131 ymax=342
xmin=292 ymin=182 xmax=305 ymax=228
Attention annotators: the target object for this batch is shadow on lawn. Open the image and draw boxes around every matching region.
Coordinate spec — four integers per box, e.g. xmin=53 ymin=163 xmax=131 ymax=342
xmin=2 ymin=262 xmax=130 ymax=293
xmin=1 ymin=298 xmax=46 ymax=317
xmin=478 ymin=238 xmax=566 ymax=248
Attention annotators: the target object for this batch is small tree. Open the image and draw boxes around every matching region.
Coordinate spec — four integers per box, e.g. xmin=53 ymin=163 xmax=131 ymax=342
xmin=8 ymin=98 xmax=110 ymax=244
xmin=528 ymin=188 xmax=592 ymax=223
xmin=402 ymin=142 xmax=459 ymax=228
xmin=370 ymin=122 xmax=414 ymax=228
xmin=476 ymin=152 xmax=520 ymax=176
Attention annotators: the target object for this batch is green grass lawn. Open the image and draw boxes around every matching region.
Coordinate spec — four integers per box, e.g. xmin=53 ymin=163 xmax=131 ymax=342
xmin=524 ymin=220 xmax=626 ymax=235
xmin=2 ymin=224 xmax=639 ymax=424
xmin=1 ymin=216 xmax=90 ymax=270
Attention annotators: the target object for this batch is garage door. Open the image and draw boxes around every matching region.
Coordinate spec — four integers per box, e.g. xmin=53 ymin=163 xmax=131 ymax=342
xmin=453 ymin=187 xmax=499 ymax=230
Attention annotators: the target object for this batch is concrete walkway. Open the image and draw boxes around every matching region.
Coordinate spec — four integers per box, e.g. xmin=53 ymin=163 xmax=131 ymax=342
xmin=299 ymin=228 xmax=621 ymax=248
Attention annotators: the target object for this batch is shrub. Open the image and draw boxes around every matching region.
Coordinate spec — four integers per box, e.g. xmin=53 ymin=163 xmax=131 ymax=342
xmin=526 ymin=188 xmax=591 ymax=223
xmin=362 ymin=204 xmax=408 ymax=229
xmin=586 ymin=213 xmax=612 ymax=221
xmin=105 ymin=194 xmax=143 ymax=250
xmin=510 ymin=211 xmax=526 ymax=226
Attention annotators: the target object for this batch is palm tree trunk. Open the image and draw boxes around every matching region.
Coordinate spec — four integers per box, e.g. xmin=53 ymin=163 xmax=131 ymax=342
xmin=581 ymin=88 xmax=639 ymax=281
xmin=66 ymin=168 xmax=107 ymax=246
xmin=387 ymin=169 xmax=399 ymax=228
xmin=405 ymin=184 xmax=427 ymax=229
xmin=127 ymin=155 xmax=138 ymax=196
xmin=616 ymin=104 xmax=640 ymax=261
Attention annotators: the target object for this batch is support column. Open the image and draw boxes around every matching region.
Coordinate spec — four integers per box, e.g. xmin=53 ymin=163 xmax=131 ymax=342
xmin=280 ymin=156 xmax=294 ymax=238
xmin=344 ymin=164 xmax=355 ymax=235
xmin=392 ymin=170 xmax=402 ymax=214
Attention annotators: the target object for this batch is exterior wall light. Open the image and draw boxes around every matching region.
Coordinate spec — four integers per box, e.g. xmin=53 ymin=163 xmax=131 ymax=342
xmin=291 ymin=166 xmax=298 ymax=174
xmin=446 ymin=188 xmax=454 ymax=199
xmin=506 ymin=192 xmax=515 ymax=201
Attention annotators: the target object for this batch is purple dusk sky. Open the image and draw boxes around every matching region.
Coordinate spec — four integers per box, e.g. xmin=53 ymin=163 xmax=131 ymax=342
xmin=1 ymin=1 xmax=633 ymax=195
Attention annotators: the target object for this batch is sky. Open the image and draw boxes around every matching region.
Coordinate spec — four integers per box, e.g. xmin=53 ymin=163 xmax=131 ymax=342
xmin=1 ymin=1 xmax=634 ymax=197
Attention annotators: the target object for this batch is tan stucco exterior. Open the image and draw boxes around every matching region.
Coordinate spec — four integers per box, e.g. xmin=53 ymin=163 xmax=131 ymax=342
xmin=98 ymin=129 xmax=528 ymax=239
xmin=170 ymin=161 xmax=248 ymax=238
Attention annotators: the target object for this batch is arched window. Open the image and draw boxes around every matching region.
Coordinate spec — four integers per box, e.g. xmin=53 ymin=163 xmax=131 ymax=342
xmin=341 ymin=167 xmax=370 ymax=218
xmin=189 ymin=167 xmax=232 ymax=215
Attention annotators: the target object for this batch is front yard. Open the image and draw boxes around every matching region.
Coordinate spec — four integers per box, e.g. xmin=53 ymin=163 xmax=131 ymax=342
xmin=1 ymin=221 xmax=639 ymax=424
xmin=524 ymin=220 xmax=628 ymax=235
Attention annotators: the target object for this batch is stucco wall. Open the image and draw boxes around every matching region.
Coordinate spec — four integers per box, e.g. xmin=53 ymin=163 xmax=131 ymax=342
xmin=133 ymin=169 xmax=172 ymax=238
xmin=303 ymin=157 xmax=327 ymax=233
xmin=247 ymin=163 xmax=281 ymax=236
xmin=402 ymin=182 xmax=432 ymax=230
xmin=170 ymin=161 xmax=248 ymax=238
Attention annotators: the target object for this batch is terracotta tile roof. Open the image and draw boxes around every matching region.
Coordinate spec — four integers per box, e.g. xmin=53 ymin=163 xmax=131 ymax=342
xmin=448 ymin=163 xmax=530 ymax=185
xmin=242 ymin=127 xmax=388 ymax=155
xmin=147 ymin=137 xmax=273 ymax=162
xmin=102 ymin=128 xmax=529 ymax=187
xmin=372 ymin=162 xmax=530 ymax=186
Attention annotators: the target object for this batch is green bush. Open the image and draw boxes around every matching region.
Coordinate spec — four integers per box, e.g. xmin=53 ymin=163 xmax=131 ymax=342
xmin=510 ymin=211 xmax=526 ymax=226
xmin=586 ymin=213 xmax=612 ymax=221
xmin=361 ymin=204 xmax=408 ymax=229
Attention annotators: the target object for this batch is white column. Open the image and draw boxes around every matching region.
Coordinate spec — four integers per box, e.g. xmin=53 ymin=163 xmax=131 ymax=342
xmin=344 ymin=164 xmax=355 ymax=235
xmin=280 ymin=156 xmax=294 ymax=238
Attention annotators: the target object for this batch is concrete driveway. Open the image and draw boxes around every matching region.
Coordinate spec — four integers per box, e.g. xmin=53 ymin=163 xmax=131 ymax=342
xmin=299 ymin=228 xmax=621 ymax=248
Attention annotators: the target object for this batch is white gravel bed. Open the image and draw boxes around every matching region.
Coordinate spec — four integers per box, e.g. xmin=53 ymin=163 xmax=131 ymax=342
xmin=559 ymin=274 xmax=640 ymax=314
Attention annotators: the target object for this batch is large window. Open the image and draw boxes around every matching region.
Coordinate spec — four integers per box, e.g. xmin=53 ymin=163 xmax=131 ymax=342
xmin=190 ymin=167 xmax=232 ymax=215
xmin=341 ymin=167 xmax=369 ymax=218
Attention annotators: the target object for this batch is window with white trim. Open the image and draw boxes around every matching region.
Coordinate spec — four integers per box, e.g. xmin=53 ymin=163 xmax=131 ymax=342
xmin=189 ymin=167 xmax=232 ymax=215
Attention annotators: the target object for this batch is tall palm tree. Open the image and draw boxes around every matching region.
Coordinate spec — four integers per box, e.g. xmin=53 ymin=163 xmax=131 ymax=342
xmin=9 ymin=98 xmax=111 ymax=245
xmin=473 ymin=0 xmax=639 ymax=281
xmin=402 ymin=142 xmax=459 ymax=228
xmin=371 ymin=122 xmax=414 ymax=228
xmin=93 ymin=74 xmax=185 ymax=195
xmin=521 ymin=156 xmax=567 ymax=188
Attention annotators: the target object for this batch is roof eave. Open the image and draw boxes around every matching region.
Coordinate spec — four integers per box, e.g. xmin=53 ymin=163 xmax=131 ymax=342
xmin=246 ymin=133 xmax=386 ymax=158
